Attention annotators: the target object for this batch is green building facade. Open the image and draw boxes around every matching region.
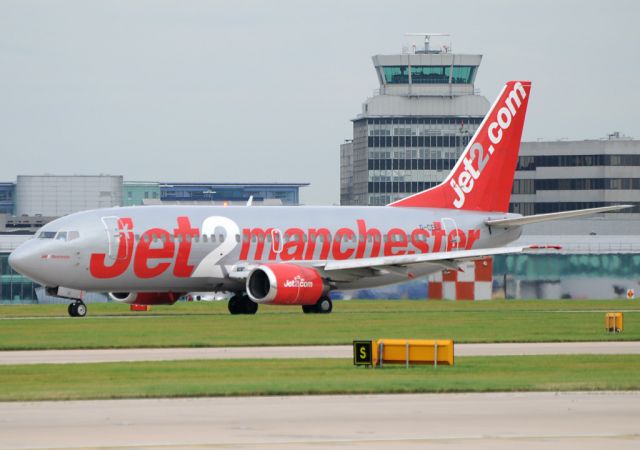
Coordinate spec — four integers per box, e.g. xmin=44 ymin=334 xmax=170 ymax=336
xmin=123 ymin=182 xmax=161 ymax=206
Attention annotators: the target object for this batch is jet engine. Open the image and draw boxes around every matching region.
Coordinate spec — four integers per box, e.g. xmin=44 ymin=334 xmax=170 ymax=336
xmin=108 ymin=292 xmax=182 ymax=305
xmin=246 ymin=264 xmax=329 ymax=305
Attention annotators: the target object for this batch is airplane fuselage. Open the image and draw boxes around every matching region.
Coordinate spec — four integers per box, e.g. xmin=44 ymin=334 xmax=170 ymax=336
xmin=9 ymin=205 xmax=521 ymax=293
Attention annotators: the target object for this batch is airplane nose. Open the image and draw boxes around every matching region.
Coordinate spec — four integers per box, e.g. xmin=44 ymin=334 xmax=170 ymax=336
xmin=8 ymin=246 xmax=31 ymax=276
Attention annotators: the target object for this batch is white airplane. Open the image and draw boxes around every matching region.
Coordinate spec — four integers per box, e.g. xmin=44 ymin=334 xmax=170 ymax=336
xmin=9 ymin=81 xmax=628 ymax=317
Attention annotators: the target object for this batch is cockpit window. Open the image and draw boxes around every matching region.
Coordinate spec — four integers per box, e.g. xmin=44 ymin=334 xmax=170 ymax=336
xmin=38 ymin=230 xmax=80 ymax=241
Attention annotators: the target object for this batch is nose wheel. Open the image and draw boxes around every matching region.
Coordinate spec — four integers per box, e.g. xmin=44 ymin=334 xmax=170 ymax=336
xmin=68 ymin=301 xmax=87 ymax=317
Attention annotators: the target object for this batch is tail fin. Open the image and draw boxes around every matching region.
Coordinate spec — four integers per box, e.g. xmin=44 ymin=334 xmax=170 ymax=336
xmin=389 ymin=80 xmax=531 ymax=212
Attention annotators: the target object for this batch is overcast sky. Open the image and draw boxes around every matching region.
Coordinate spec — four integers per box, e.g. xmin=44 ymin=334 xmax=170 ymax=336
xmin=1 ymin=0 xmax=639 ymax=204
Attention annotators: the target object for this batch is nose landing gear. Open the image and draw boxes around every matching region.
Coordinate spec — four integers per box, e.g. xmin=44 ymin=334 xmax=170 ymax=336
xmin=68 ymin=301 xmax=87 ymax=317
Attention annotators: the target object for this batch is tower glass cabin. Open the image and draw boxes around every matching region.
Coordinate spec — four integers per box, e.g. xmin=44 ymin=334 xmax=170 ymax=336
xmin=341 ymin=37 xmax=490 ymax=205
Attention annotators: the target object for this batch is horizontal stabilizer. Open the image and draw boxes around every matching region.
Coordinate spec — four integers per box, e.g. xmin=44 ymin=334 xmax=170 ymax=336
xmin=485 ymin=205 xmax=632 ymax=228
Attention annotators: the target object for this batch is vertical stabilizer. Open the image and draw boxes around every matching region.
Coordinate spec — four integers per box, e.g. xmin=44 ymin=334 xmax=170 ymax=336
xmin=389 ymin=80 xmax=531 ymax=212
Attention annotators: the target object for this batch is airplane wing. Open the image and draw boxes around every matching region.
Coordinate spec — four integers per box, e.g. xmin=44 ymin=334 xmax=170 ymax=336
xmin=318 ymin=245 xmax=530 ymax=272
xmin=227 ymin=245 xmax=557 ymax=282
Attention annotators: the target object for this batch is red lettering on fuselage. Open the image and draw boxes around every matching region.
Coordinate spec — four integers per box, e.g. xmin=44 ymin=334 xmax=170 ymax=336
xmin=90 ymin=216 xmax=198 ymax=280
xmin=239 ymin=221 xmax=482 ymax=262
xmin=89 ymin=218 xmax=134 ymax=279
xmin=134 ymin=228 xmax=173 ymax=278
xmin=173 ymin=217 xmax=199 ymax=277
xmin=89 ymin=216 xmax=483 ymax=279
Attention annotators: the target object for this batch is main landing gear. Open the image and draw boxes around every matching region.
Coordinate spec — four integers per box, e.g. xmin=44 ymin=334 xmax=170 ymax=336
xmin=302 ymin=297 xmax=333 ymax=314
xmin=67 ymin=301 xmax=87 ymax=317
xmin=228 ymin=294 xmax=258 ymax=315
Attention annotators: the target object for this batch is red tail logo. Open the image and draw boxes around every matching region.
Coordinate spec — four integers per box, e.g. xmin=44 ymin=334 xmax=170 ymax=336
xmin=390 ymin=81 xmax=531 ymax=212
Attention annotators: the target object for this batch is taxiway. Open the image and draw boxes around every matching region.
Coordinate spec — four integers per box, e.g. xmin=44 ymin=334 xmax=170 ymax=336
xmin=0 ymin=392 xmax=638 ymax=449
xmin=1 ymin=341 xmax=639 ymax=365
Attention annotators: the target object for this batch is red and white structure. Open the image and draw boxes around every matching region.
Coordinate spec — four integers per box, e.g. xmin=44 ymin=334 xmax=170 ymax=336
xmin=428 ymin=257 xmax=493 ymax=300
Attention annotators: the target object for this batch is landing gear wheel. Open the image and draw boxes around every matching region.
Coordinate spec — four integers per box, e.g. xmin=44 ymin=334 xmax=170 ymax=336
xmin=75 ymin=302 xmax=87 ymax=317
xmin=242 ymin=299 xmax=258 ymax=315
xmin=68 ymin=302 xmax=87 ymax=317
xmin=302 ymin=297 xmax=333 ymax=314
xmin=228 ymin=295 xmax=258 ymax=315
xmin=228 ymin=297 xmax=242 ymax=315
xmin=315 ymin=297 xmax=332 ymax=314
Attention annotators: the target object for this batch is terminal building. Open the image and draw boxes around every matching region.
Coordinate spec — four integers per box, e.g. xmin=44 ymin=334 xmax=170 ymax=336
xmin=0 ymin=183 xmax=14 ymax=215
xmin=510 ymin=133 xmax=640 ymax=234
xmin=340 ymin=34 xmax=489 ymax=206
xmin=1 ymin=177 xmax=308 ymax=227
xmin=15 ymin=175 xmax=124 ymax=217
xmin=124 ymin=182 xmax=305 ymax=207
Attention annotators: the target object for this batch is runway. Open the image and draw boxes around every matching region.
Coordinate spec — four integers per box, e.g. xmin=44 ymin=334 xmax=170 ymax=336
xmin=1 ymin=341 xmax=639 ymax=365
xmin=0 ymin=392 xmax=638 ymax=449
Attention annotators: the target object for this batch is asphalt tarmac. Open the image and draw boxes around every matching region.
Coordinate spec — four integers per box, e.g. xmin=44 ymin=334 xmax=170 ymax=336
xmin=0 ymin=392 xmax=638 ymax=449
xmin=1 ymin=341 xmax=639 ymax=365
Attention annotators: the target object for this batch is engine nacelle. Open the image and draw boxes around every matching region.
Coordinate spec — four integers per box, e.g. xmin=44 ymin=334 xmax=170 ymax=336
xmin=108 ymin=292 xmax=182 ymax=305
xmin=246 ymin=264 xmax=328 ymax=305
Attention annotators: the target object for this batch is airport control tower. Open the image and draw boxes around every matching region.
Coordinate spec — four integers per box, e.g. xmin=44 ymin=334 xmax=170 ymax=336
xmin=340 ymin=34 xmax=490 ymax=205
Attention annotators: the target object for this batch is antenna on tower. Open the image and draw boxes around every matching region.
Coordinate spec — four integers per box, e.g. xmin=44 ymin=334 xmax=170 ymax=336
xmin=405 ymin=33 xmax=451 ymax=53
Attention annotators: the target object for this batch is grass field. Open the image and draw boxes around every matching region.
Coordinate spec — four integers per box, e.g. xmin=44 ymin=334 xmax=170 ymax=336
xmin=0 ymin=354 xmax=638 ymax=401
xmin=0 ymin=300 xmax=638 ymax=350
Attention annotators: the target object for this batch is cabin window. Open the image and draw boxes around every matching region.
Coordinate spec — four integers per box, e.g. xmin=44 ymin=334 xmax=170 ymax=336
xmin=235 ymin=234 xmax=241 ymax=243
